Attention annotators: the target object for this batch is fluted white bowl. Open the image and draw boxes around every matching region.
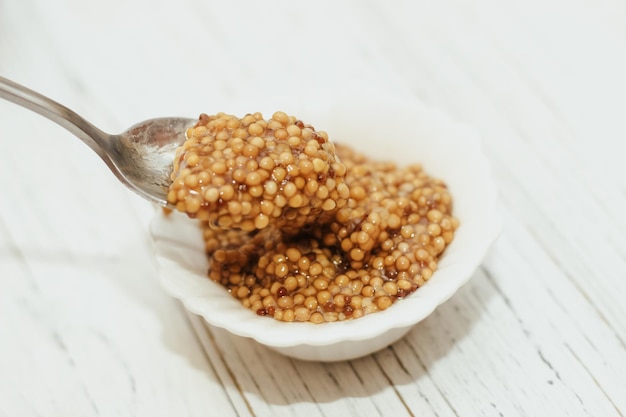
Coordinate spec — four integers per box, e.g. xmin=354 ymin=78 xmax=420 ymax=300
xmin=150 ymin=89 xmax=500 ymax=362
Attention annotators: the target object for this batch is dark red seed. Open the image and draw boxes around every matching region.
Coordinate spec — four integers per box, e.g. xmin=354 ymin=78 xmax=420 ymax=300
xmin=267 ymin=306 xmax=275 ymax=316
xmin=386 ymin=270 xmax=398 ymax=279
xmin=323 ymin=301 xmax=335 ymax=312
xmin=344 ymin=306 xmax=354 ymax=316
xmin=277 ymin=286 xmax=288 ymax=297
xmin=312 ymin=132 xmax=325 ymax=144
xmin=256 ymin=308 xmax=268 ymax=316
xmin=397 ymin=289 xmax=410 ymax=299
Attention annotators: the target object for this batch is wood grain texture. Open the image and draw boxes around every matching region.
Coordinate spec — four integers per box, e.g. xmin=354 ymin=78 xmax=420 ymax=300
xmin=1 ymin=0 xmax=625 ymax=416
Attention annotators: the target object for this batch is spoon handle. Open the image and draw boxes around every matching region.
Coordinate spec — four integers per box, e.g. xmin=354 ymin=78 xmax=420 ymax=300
xmin=0 ymin=75 xmax=110 ymax=157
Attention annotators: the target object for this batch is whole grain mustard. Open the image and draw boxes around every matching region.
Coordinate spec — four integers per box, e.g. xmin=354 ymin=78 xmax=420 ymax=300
xmin=169 ymin=111 xmax=458 ymax=323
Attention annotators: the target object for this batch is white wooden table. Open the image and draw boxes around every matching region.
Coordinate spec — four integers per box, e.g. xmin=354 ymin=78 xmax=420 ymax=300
xmin=1 ymin=1 xmax=625 ymax=416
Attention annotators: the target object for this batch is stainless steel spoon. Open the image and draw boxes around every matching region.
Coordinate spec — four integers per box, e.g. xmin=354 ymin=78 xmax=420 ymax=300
xmin=0 ymin=76 xmax=195 ymax=206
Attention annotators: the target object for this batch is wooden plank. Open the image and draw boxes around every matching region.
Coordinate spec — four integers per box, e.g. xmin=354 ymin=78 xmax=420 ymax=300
xmin=2 ymin=0 xmax=626 ymax=415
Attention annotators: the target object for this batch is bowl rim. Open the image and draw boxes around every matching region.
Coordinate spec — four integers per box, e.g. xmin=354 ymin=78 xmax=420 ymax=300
xmin=150 ymin=92 xmax=501 ymax=348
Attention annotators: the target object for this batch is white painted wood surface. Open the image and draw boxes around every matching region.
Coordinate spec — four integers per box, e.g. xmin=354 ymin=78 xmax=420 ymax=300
xmin=1 ymin=0 xmax=625 ymax=415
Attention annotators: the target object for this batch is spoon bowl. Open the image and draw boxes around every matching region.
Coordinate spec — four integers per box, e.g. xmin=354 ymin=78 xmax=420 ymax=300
xmin=0 ymin=76 xmax=195 ymax=206
xmin=108 ymin=117 xmax=195 ymax=205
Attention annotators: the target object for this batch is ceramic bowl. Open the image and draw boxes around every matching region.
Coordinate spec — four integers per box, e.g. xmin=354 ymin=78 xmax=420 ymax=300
xmin=150 ymin=89 xmax=500 ymax=362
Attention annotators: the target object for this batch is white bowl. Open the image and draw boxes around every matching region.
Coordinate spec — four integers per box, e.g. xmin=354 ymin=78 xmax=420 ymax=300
xmin=150 ymin=90 xmax=500 ymax=362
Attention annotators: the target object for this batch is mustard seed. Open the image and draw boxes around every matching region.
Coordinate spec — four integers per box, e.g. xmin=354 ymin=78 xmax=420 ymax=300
xmin=376 ymin=296 xmax=393 ymax=310
xmin=295 ymin=307 xmax=311 ymax=322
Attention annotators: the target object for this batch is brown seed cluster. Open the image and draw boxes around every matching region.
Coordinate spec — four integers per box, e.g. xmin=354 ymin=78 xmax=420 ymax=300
xmin=170 ymin=109 xmax=459 ymax=323
xmin=168 ymin=111 xmax=349 ymax=233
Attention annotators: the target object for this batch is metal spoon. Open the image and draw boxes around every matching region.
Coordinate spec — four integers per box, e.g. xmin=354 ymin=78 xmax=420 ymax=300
xmin=0 ymin=75 xmax=195 ymax=206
